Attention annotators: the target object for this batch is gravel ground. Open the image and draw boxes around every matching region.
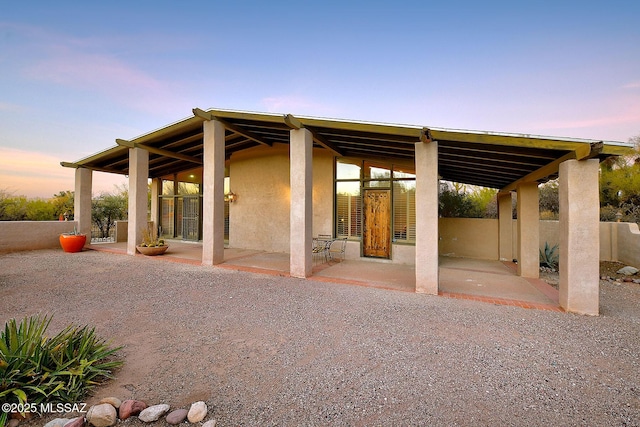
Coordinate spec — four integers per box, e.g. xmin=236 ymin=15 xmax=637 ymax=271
xmin=1 ymin=249 xmax=639 ymax=426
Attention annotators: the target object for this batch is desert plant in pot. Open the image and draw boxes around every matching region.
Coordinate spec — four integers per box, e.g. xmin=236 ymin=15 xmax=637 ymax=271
xmin=136 ymin=225 xmax=168 ymax=256
xmin=59 ymin=227 xmax=87 ymax=253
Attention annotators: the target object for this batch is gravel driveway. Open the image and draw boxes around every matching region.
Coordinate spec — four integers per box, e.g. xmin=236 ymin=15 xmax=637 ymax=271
xmin=1 ymin=249 xmax=639 ymax=426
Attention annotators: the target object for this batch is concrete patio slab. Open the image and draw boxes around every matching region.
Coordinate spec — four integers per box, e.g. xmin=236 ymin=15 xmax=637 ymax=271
xmin=88 ymin=241 xmax=560 ymax=311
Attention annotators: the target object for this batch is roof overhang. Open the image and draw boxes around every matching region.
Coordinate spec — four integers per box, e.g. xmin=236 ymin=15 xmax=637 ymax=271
xmin=62 ymin=107 xmax=636 ymax=191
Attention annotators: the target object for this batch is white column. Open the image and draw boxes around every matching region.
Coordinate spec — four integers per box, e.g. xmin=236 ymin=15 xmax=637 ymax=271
xmin=415 ymin=141 xmax=439 ymax=294
xmin=516 ymin=182 xmax=539 ymax=278
xmin=74 ymin=168 xmax=92 ymax=239
xmin=498 ymin=192 xmax=513 ymax=261
xmin=289 ymin=128 xmax=313 ymax=278
xmin=202 ymin=119 xmax=226 ymax=265
xmin=127 ymin=148 xmax=149 ymax=255
xmin=559 ymin=159 xmax=600 ymax=315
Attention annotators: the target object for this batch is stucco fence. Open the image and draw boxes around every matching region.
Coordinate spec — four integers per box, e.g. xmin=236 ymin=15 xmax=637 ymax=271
xmin=1 ymin=220 xmax=638 ymax=268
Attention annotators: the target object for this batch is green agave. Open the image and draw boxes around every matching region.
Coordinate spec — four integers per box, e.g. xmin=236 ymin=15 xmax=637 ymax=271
xmin=0 ymin=315 xmax=123 ymax=408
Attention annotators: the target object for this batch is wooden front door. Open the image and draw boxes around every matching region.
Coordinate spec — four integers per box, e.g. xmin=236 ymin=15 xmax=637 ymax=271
xmin=363 ymin=189 xmax=391 ymax=258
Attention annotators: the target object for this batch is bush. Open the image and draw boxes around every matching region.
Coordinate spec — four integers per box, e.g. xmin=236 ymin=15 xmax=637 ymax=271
xmin=0 ymin=315 xmax=123 ymax=408
xmin=539 ymin=242 xmax=559 ymax=270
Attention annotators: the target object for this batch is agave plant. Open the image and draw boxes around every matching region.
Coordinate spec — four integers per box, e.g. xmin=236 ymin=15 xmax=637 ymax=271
xmin=0 ymin=315 xmax=123 ymax=407
xmin=539 ymin=241 xmax=559 ymax=270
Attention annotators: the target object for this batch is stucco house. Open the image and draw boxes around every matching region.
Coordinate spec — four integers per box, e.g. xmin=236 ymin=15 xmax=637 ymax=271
xmin=62 ymin=108 xmax=633 ymax=315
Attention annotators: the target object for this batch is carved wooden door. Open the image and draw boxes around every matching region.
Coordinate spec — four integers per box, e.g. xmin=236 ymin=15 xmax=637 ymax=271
xmin=362 ymin=189 xmax=391 ymax=258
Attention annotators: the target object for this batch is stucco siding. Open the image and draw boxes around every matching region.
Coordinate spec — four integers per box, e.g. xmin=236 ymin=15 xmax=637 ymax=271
xmin=0 ymin=221 xmax=77 ymax=252
xmin=228 ymin=144 xmax=333 ymax=253
xmin=438 ymin=218 xmax=499 ymax=260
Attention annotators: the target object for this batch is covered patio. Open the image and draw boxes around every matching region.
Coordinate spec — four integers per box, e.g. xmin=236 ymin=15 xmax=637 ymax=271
xmin=88 ymin=241 xmax=561 ymax=311
xmin=64 ymin=108 xmax=634 ymax=315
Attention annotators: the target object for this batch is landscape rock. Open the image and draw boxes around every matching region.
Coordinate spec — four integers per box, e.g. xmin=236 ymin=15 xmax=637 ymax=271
xmin=86 ymin=403 xmax=117 ymax=427
xmin=138 ymin=404 xmax=171 ymax=422
xmin=622 ymin=277 xmax=634 ymax=282
xmin=7 ymin=419 xmax=20 ymax=427
xmin=98 ymin=397 xmax=122 ymax=409
xmin=44 ymin=418 xmax=71 ymax=427
xmin=64 ymin=416 xmax=85 ymax=427
xmin=187 ymin=401 xmax=208 ymax=423
xmin=166 ymin=408 xmax=189 ymax=425
xmin=118 ymin=400 xmax=147 ymax=420
xmin=202 ymin=420 xmax=217 ymax=427
xmin=617 ymin=266 xmax=639 ymax=276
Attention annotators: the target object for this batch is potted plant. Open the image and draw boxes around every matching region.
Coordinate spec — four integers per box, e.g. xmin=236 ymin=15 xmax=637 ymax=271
xmin=136 ymin=226 xmax=168 ymax=256
xmin=59 ymin=226 xmax=87 ymax=253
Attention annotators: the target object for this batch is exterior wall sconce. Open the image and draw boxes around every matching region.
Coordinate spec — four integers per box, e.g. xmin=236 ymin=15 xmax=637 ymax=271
xmin=224 ymin=192 xmax=237 ymax=203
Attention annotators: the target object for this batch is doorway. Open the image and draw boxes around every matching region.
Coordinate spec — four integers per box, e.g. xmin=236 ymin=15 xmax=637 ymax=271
xmin=362 ymin=189 xmax=391 ymax=258
xmin=181 ymin=196 xmax=200 ymax=241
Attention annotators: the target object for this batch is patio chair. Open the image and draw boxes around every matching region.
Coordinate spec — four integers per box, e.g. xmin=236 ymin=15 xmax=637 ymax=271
xmin=312 ymin=236 xmax=333 ymax=264
xmin=328 ymin=237 xmax=347 ymax=262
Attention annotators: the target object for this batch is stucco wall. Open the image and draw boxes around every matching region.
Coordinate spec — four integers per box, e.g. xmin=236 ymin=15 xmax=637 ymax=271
xmin=617 ymin=222 xmax=640 ymax=267
xmin=438 ymin=218 xmax=499 ymax=260
xmin=0 ymin=221 xmax=77 ymax=253
xmin=228 ymin=143 xmax=333 ymax=253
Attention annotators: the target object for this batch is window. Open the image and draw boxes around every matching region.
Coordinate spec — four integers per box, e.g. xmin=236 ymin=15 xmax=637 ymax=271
xmin=336 ymin=182 xmax=362 ymax=238
xmin=335 ymin=158 xmax=416 ymax=243
xmin=393 ymin=180 xmax=416 ymax=243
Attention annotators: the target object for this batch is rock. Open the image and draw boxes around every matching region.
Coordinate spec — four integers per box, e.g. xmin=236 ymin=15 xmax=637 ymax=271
xmin=98 ymin=397 xmax=122 ymax=409
xmin=187 ymin=401 xmax=208 ymax=423
xmin=202 ymin=420 xmax=217 ymax=427
xmin=166 ymin=408 xmax=189 ymax=425
xmin=623 ymin=277 xmax=633 ymax=282
xmin=138 ymin=404 xmax=171 ymax=422
xmin=7 ymin=419 xmax=20 ymax=427
xmin=64 ymin=416 xmax=85 ymax=427
xmin=86 ymin=403 xmax=117 ymax=427
xmin=119 ymin=400 xmax=147 ymax=420
xmin=44 ymin=418 xmax=71 ymax=427
xmin=617 ymin=266 xmax=639 ymax=276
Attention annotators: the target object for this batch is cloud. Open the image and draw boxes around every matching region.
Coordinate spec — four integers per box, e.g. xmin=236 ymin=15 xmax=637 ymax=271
xmin=3 ymin=23 xmax=192 ymax=116
xmin=623 ymin=81 xmax=640 ymax=89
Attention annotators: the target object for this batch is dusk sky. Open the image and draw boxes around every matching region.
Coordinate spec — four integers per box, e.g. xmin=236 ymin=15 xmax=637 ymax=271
xmin=1 ymin=1 xmax=639 ymax=198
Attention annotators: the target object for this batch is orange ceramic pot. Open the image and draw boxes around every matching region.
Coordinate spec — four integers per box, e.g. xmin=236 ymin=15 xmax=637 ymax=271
xmin=59 ymin=234 xmax=87 ymax=253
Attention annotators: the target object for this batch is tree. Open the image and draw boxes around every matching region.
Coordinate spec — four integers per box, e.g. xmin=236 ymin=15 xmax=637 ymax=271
xmin=0 ymin=190 xmax=27 ymax=221
xmin=51 ymin=190 xmax=74 ymax=219
xmin=25 ymin=199 xmax=57 ymax=221
xmin=599 ymin=133 xmax=640 ymax=223
xmin=92 ymin=191 xmax=127 ymax=239
xmin=539 ymin=180 xmax=559 ymax=220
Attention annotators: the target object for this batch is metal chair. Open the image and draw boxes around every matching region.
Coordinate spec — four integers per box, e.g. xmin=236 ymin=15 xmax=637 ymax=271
xmin=312 ymin=235 xmax=333 ymax=264
xmin=328 ymin=237 xmax=347 ymax=262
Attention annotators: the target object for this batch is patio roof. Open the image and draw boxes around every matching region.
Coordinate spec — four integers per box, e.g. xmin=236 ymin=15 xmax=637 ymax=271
xmin=61 ymin=108 xmax=634 ymax=190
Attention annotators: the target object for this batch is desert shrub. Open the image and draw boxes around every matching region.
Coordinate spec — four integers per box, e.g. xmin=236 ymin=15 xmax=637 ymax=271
xmin=0 ymin=315 xmax=122 ymax=407
xmin=539 ymin=242 xmax=559 ymax=270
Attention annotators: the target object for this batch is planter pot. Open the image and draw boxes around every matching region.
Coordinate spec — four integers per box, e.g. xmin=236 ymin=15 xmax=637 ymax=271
xmin=59 ymin=234 xmax=87 ymax=253
xmin=136 ymin=245 xmax=169 ymax=256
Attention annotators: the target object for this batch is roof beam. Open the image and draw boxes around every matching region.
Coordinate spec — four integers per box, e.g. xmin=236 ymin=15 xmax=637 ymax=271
xmin=193 ymin=107 xmax=272 ymax=147
xmin=500 ymin=141 xmax=605 ymax=192
xmin=283 ymin=114 xmax=303 ymax=130
xmin=60 ymin=162 xmax=126 ymax=175
xmin=421 ymin=128 xmax=432 ymax=143
xmin=501 ymin=152 xmax=575 ymax=193
xmin=431 ymin=130 xmax=592 ymax=152
xmin=116 ymin=139 xmax=203 ymax=165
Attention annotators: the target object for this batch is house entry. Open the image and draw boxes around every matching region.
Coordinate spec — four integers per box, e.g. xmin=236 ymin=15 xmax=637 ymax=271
xmin=362 ymin=189 xmax=391 ymax=258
